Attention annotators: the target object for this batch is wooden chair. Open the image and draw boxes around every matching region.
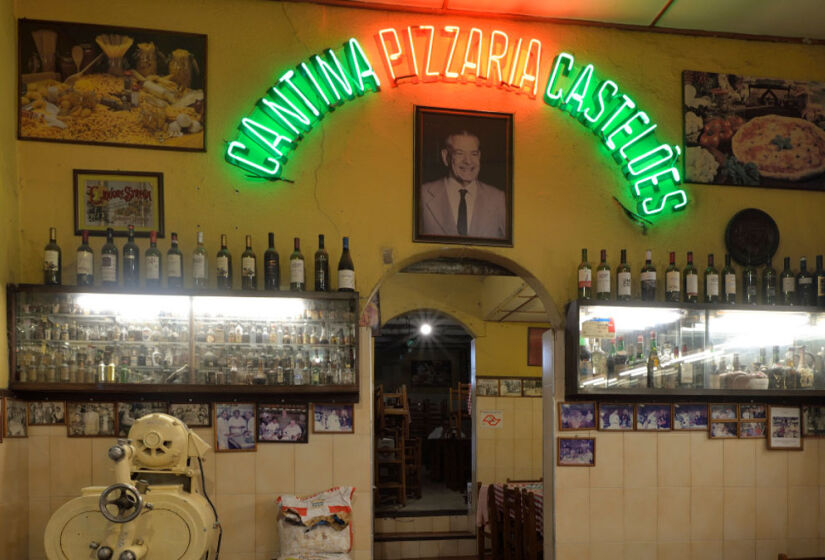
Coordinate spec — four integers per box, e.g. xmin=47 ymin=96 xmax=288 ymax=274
xmin=403 ymin=437 xmax=422 ymax=499
xmin=521 ymin=488 xmax=543 ymax=560
xmin=480 ymin=483 xmax=503 ymax=560
xmin=506 ymin=477 xmax=543 ymax=484
xmin=501 ymin=485 xmax=523 ymax=560
xmin=374 ymin=429 xmax=406 ymax=506
xmin=378 ymin=384 xmax=410 ymax=437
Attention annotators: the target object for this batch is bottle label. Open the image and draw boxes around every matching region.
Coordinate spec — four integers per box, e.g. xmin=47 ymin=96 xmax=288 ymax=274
xmin=706 ymin=274 xmax=719 ymax=296
xmin=724 ymin=273 xmax=736 ymax=294
xmin=680 ymin=361 xmax=693 ymax=385
xmin=167 ymin=255 xmax=182 ymax=278
xmin=146 ymin=256 xmax=160 ymax=279
xmin=577 ymin=268 xmax=592 ymax=288
xmin=44 ymin=250 xmax=59 ymax=271
xmin=686 ymin=274 xmax=698 ymax=296
xmin=818 ymin=277 xmax=825 ymax=297
xmin=596 ymin=270 xmax=610 ymax=293
xmin=640 ymin=271 xmax=656 ymax=284
xmin=242 ymin=256 xmax=256 ymax=277
xmin=617 ymin=272 xmax=631 ymax=296
xmin=216 ymin=256 xmax=229 ymax=277
xmin=101 ymin=255 xmax=117 ymax=282
xmin=338 ymin=269 xmax=355 ymax=290
xmin=290 ymin=260 xmax=304 ymax=283
xmin=782 ymin=277 xmax=796 ymax=293
xmin=798 ymin=277 xmax=812 ymax=286
xmin=77 ymin=253 xmax=93 ymax=275
xmin=193 ymin=254 xmax=206 ymax=279
xmin=666 ymin=271 xmax=680 ymax=292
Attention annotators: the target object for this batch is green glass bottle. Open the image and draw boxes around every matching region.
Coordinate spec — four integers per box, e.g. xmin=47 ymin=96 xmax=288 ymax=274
xmin=595 ymin=249 xmax=611 ymax=300
xmin=577 ymin=248 xmax=592 ymax=301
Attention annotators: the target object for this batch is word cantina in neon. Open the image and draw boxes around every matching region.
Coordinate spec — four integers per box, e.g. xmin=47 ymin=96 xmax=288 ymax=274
xmin=225 ymin=25 xmax=688 ymax=218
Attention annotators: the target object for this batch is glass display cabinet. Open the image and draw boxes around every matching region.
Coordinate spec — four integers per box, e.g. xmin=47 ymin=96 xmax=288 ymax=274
xmin=566 ymin=301 xmax=825 ymax=399
xmin=8 ymin=285 xmax=359 ymax=400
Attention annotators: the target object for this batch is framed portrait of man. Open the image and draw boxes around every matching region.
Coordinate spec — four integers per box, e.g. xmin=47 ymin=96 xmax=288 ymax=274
xmin=414 ymin=106 xmax=513 ymax=246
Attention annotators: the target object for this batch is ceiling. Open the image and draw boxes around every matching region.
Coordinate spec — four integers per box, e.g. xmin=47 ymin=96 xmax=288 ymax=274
xmin=307 ymin=0 xmax=825 ymax=40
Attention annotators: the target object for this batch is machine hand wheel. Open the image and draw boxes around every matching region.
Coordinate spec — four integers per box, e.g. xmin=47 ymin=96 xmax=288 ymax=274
xmin=98 ymin=483 xmax=144 ymax=523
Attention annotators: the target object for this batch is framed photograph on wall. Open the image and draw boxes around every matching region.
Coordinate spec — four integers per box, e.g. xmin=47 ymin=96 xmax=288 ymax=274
xmin=558 ymin=402 xmax=596 ymax=430
xmin=527 ymin=327 xmax=550 ymax=367
xmin=4 ymin=398 xmax=28 ymax=438
xmin=500 ymin=378 xmax=522 ymax=397
xmin=739 ymin=403 xmax=767 ymax=420
xmin=168 ymin=402 xmax=211 ymax=427
xmin=74 ymin=169 xmax=164 ymax=237
xmin=313 ymin=404 xmax=354 ymax=434
xmin=521 ymin=379 xmax=542 ymax=397
xmin=27 ymin=401 xmax=66 ymax=426
xmin=257 ymin=404 xmax=309 ymax=443
xmin=67 ymin=402 xmax=116 ymax=437
xmin=413 ymin=106 xmax=513 ymax=247
xmin=116 ymin=401 xmax=167 ymax=436
xmin=673 ymin=403 xmax=709 ymax=431
xmin=476 ymin=378 xmax=500 ymax=397
xmin=18 ymin=19 xmax=206 ymax=152
xmin=597 ymin=403 xmax=634 ymax=431
xmin=214 ymin=403 xmax=256 ymax=452
xmin=710 ymin=421 xmax=739 ymax=439
xmin=710 ymin=403 xmax=738 ymax=420
xmin=739 ymin=421 xmax=766 ymax=439
xmin=557 ymin=437 xmax=596 ymax=467
xmin=636 ymin=404 xmax=672 ymax=431
xmin=768 ymin=405 xmax=803 ymax=450
xmin=802 ymin=405 xmax=825 ymax=437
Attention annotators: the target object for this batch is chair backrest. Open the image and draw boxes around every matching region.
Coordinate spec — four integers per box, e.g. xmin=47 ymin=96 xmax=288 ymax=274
xmin=506 ymin=477 xmax=543 ymax=483
xmin=501 ymin=485 xmax=523 ymax=560
xmin=521 ymin=488 xmax=543 ymax=559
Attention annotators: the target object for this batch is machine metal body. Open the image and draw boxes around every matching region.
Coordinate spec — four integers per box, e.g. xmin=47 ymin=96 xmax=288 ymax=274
xmin=45 ymin=413 xmax=219 ymax=560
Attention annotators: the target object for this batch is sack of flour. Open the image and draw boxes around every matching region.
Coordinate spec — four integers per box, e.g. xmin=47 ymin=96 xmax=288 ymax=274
xmin=277 ymin=486 xmax=355 ymax=557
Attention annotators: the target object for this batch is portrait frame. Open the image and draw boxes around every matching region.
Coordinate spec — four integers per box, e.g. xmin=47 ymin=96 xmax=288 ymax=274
xmin=739 ymin=421 xmax=767 ymax=439
xmin=802 ymin=405 xmax=825 ymax=437
xmin=168 ymin=402 xmax=212 ymax=427
xmin=738 ymin=403 xmax=767 ymax=420
xmin=500 ymin=378 xmax=523 ymax=397
xmin=597 ymin=403 xmax=635 ymax=431
xmin=116 ymin=401 xmax=168 ymax=437
xmin=767 ymin=405 xmax=803 ymax=450
xmin=74 ymin=169 xmax=164 ymax=237
xmin=413 ymin=105 xmax=513 ymax=247
xmin=476 ymin=377 xmax=500 ymax=397
xmin=710 ymin=421 xmax=739 ymax=439
xmin=558 ymin=402 xmax=596 ymax=431
xmin=557 ymin=437 xmax=596 ymax=467
xmin=18 ymin=18 xmax=206 ymax=152
xmin=4 ymin=397 xmax=28 ymax=438
xmin=636 ymin=403 xmax=672 ymax=431
xmin=27 ymin=400 xmax=66 ymax=426
xmin=256 ymin=404 xmax=309 ymax=444
xmin=521 ymin=379 xmax=542 ymax=397
xmin=312 ymin=404 xmax=354 ymax=434
xmin=710 ymin=403 xmax=738 ymax=420
xmin=527 ymin=327 xmax=550 ymax=367
xmin=213 ymin=402 xmax=257 ymax=452
xmin=672 ymin=403 xmax=709 ymax=431
xmin=66 ymin=402 xmax=117 ymax=437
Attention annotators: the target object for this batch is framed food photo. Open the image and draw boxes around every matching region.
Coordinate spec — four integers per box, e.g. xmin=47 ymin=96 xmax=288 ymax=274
xmin=18 ymin=19 xmax=206 ymax=151
xmin=413 ymin=106 xmax=513 ymax=247
xmin=313 ymin=404 xmax=354 ymax=434
xmin=682 ymin=70 xmax=825 ymax=192
xmin=74 ymin=169 xmax=164 ymax=237
xmin=768 ymin=405 xmax=803 ymax=450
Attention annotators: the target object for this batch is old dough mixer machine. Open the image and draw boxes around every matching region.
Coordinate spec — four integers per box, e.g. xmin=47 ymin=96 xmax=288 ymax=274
xmin=44 ymin=413 xmax=220 ymax=560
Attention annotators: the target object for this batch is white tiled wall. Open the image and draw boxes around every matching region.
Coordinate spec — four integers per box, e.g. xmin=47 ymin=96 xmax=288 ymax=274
xmin=476 ymin=395 xmax=543 ymax=483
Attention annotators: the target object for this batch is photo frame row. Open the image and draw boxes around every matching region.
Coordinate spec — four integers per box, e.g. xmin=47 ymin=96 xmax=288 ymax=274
xmin=476 ymin=377 xmax=541 ymax=397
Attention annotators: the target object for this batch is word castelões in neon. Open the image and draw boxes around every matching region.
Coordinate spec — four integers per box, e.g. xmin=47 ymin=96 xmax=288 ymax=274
xmin=225 ymin=38 xmax=381 ymax=179
xmin=376 ymin=26 xmax=542 ymax=97
xmin=543 ymin=52 xmax=687 ymax=217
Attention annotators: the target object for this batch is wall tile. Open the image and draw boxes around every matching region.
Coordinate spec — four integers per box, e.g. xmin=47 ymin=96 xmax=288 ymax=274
xmin=658 ymin=487 xmax=691 ymax=541
xmin=431 ymin=516 xmax=449 ymax=532
xmin=755 ymin=445 xmax=788 ymax=488
xmin=591 ymin=541 xmax=624 ymax=559
xmin=723 ymin=487 xmax=756 ymax=540
xmin=788 ymin=486 xmax=819 ymax=539
xmin=556 ymin=463 xmax=589 ymax=488
xmin=494 ymin=437 xmax=515 ymax=470
xmin=383 ymin=541 xmax=400 ymax=560
xmin=690 ymin=540 xmax=722 ymax=560
xmin=557 ymin=542 xmax=590 ymax=560
xmin=691 ymin=487 xmax=723 ymax=541
xmin=658 ymin=541 xmax=691 ymax=560
xmin=49 ymin=437 xmax=91 ymax=496
xmin=293 ymin=436 xmax=333 ymax=495
xmin=590 ymin=433 xmax=623 ymax=488
xmin=215 ymin=450 xmax=256 ymax=495
xmin=417 ymin=540 xmax=439 ymax=558
xmin=27 ymin=497 xmax=49 ymax=560
xmin=399 ymin=540 xmax=419 ymax=559
xmin=513 ymin=437 xmax=533 ymax=480
xmin=690 ymin=432 xmax=723 ymax=487
xmin=786 ymin=538 xmax=819 ymax=556
xmin=254 ymin=443 xmax=295 ymax=496
xmin=755 ymin=486 xmax=787 ymax=540
xmin=624 ymin=432 xmax=657 ymax=488
xmin=788 ymin=444 xmax=818 ymax=486
xmin=90 ymin=437 xmax=116 ymax=486
xmin=216 ymin=493 xmax=256 ymax=554
xmin=555 ymin=487 xmax=589 ymax=543
xmin=332 ymin=435 xmax=372 ymax=490
xmin=254 ymin=493 xmax=279 ymax=555
xmin=755 ymin=539 xmax=786 ymax=560
xmin=590 ymin=487 xmax=624 ymax=542
xmin=28 ymin=436 xmax=50 ymax=498
xmin=624 ymin=487 xmax=658 ymax=541
xmin=514 ymin=406 xmax=533 ymax=441
xmin=623 ymin=541 xmax=657 ymax=560
xmin=723 ymin=539 xmax=756 ymax=560
xmin=723 ymin=439 xmax=756 ymax=487
xmin=658 ymin=432 xmax=691 ymax=487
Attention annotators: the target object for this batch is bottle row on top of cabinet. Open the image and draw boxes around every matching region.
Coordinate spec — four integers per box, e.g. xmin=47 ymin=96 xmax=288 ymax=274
xmin=43 ymin=227 xmax=356 ymax=293
xmin=576 ymin=248 xmax=825 ymax=307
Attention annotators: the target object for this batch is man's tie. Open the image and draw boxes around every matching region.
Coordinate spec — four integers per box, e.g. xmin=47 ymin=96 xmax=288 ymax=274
xmin=457 ymin=189 xmax=468 ymax=235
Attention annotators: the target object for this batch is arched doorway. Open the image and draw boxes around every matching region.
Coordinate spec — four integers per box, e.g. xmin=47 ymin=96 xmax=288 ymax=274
xmin=368 ymin=249 xmax=559 ymax=560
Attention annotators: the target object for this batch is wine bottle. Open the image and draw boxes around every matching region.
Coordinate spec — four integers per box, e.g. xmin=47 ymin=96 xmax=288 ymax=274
xmin=167 ymin=232 xmax=183 ymax=289
xmin=640 ymin=250 xmax=656 ymax=301
xmin=647 ymin=331 xmax=660 ymax=389
xmin=616 ymin=249 xmax=631 ymax=301
xmin=76 ymin=230 xmax=94 ymax=286
xmin=337 ymin=236 xmax=355 ymax=292
xmin=742 ymin=260 xmax=758 ymax=305
xmin=216 ymin=234 xmax=232 ymax=290
xmin=290 ymin=237 xmax=305 ymax=291
xmin=665 ymin=251 xmax=680 ymax=302
xmin=264 ymin=232 xmax=280 ymax=291
xmin=577 ymin=249 xmax=592 ymax=300
xmin=122 ymin=225 xmax=140 ymax=288
xmin=596 ymin=249 xmax=610 ymax=300
xmin=722 ymin=254 xmax=737 ymax=304
xmin=43 ymin=227 xmax=62 ymax=285
xmin=704 ymin=254 xmax=719 ymax=303
xmin=796 ymin=256 xmax=815 ymax=306
xmin=192 ymin=231 xmax=208 ymax=289
xmin=780 ymin=257 xmax=796 ymax=305
xmin=762 ymin=259 xmax=777 ymax=305
xmin=816 ymin=255 xmax=825 ymax=308
xmin=241 ymin=234 xmax=257 ymax=290
xmin=314 ymin=234 xmax=330 ymax=292
xmin=145 ymin=231 xmax=162 ymax=289
xmin=101 ymin=228 xmax=119 ymax=287
xmin=684 ymin=251 xmax=699 ymax=303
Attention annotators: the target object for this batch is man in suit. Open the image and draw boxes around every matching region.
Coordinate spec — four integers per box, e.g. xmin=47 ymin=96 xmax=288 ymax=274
xmin=419 ymin=131 xmax=506 ymax=239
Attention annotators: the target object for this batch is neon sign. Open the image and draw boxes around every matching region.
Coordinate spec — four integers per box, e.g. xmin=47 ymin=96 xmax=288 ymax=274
xmin=225 ymin=26 xmax=687 ymax=219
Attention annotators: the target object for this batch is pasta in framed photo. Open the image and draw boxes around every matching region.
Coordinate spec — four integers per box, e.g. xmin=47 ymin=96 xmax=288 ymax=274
xmin=414 ymin=106 xmax=513 ymax=247
xmin=74 ymin=169 xmax=164 ymax=237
